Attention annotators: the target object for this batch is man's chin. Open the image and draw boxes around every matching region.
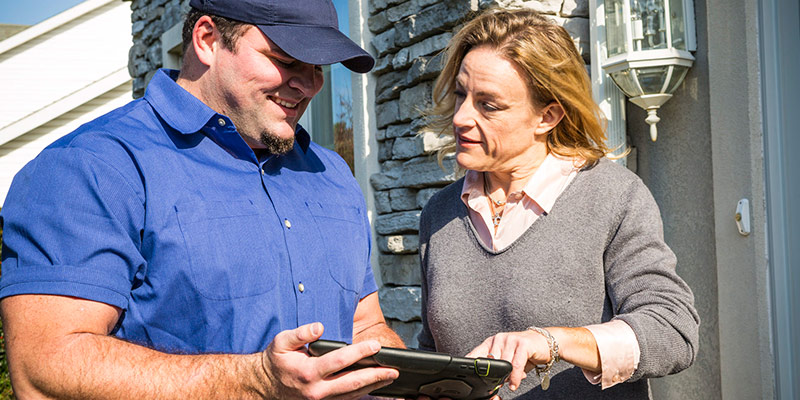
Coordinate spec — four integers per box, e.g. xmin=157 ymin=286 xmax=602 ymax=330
xmin=259 ymin=132 xmax=296 ymax=155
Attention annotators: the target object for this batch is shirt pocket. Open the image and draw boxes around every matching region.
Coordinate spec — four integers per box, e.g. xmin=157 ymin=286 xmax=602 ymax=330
xmin=175 ymin=200 xmax=277 ymax=300
xmin=306 ymin=201 xmax=368 ymax=293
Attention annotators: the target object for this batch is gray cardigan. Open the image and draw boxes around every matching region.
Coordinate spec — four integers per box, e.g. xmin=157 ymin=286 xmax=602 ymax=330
xmin=417 ymin=158 xmax=700 ymax=399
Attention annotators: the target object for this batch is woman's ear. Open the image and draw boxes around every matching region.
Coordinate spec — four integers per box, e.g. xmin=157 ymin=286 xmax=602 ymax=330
xmin=534 ymin=102 xmax=566 ymax=136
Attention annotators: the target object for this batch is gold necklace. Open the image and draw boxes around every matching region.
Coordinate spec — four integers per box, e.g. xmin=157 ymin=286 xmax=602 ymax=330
xmin=484 ymin=173 xmax=505 ymax=228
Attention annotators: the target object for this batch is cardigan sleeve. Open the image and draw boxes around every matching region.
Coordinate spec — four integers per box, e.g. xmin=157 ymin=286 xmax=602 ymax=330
xmin=603 ymin=178 xmax=700 ymax=381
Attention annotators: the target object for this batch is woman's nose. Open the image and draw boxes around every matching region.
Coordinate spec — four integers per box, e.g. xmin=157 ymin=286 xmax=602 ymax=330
xmin=452 ymin=99 xmax=476 ymax=130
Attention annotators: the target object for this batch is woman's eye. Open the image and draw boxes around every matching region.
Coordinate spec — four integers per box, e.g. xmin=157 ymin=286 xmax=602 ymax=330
xmin=454 ymin=90 xmax=466 ymax=99
xmin=480 ymin=102 xmax=498 ymax=112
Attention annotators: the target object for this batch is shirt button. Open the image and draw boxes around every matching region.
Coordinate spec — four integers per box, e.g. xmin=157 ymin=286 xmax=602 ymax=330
xmin=284 ymin=219 xmax=291 ymax=229
xmin=261 ymin=168 xmax=265 ymax=176
xmin=217 ymin=118 xmax=226 ymax=126
xmin=298 ymin=282 xmax=305 ymax=292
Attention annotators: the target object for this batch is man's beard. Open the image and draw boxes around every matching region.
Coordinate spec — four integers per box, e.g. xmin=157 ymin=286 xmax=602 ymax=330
xmin=259 ymin=131 xmax=295 ymax=155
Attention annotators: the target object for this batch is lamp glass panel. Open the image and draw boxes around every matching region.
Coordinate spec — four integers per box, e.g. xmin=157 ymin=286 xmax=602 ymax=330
xmin=665 ymin=65 xmax=690 ymax=93
xmin=605 ymin=0 xmax=628 ymax=57
xmin=630 ymin=0 xmax=668 ymax=51
xmin=635 ymin=65 xmax=670 ymax=93
xmin=610 ymin=70 xmax=643 ymax=97
xmin=669 ymin=0 xmax=687 ymax=50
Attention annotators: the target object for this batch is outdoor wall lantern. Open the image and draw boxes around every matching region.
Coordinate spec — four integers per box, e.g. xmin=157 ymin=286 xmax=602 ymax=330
xmin=602 ymin=0 xmax=696 ymax=141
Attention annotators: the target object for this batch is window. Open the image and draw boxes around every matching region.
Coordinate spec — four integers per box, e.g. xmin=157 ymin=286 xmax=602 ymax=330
xmin=299 ymin=0 xmax=355 ymax=173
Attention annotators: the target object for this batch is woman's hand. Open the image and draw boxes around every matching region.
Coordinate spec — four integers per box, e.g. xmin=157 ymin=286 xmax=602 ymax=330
xmin=465 ymin=330 xmax=552 ymax=391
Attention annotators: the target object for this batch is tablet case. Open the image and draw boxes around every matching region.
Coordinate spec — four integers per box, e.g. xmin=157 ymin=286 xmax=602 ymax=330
xmin=308 ymin=340 xmax=512 ymax=400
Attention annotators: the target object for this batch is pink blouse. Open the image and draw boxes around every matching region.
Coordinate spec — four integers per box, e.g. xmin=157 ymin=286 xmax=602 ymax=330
xmin=460 ymin=154 xmax=640 ymax=389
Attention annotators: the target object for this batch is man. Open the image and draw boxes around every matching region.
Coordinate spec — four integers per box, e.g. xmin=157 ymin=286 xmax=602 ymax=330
xmin=0 ymin=0 xmax=404 ymax=398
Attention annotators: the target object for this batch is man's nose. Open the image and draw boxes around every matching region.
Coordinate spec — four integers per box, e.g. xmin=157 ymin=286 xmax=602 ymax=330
xmin=287 ymin=63 xmax=323 ymax=97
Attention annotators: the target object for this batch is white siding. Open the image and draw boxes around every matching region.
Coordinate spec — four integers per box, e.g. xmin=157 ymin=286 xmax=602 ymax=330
xmin=0 ymin=82 xmax=132 ymax=205
xmin=0 ymin=1 xmax=131 ymax=130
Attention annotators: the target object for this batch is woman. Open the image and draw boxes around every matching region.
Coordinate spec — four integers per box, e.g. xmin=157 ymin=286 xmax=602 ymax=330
xmin=417 ymin=8 xmax=699 ymax=399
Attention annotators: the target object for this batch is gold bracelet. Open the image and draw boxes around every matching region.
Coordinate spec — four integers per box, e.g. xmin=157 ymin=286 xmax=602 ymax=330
xmin=527 ymin=326 xmax=560 ymax=390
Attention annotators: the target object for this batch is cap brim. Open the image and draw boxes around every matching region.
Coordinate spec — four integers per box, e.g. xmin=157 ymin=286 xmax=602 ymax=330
xmin=257 ymin=24 xmax=375 ymax=73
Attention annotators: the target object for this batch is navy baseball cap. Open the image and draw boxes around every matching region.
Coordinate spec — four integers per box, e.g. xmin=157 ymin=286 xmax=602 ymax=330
xmin=188 ymin=0 xmax=375 ymax=73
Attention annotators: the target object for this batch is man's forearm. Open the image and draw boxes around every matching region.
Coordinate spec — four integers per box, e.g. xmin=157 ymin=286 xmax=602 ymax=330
xmin=15 ymin=333 xmax=266 ymax=399
xmin=352 ymin=322 xmax=405 ymax=348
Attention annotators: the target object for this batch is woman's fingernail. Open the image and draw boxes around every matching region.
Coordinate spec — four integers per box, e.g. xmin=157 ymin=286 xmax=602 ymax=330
xmin=510 ymin=384 xmax=517 ymax=391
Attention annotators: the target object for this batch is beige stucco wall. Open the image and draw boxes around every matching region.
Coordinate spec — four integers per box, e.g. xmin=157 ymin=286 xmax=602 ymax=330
xmin=627 ymin=0 xmax=773 ymax=398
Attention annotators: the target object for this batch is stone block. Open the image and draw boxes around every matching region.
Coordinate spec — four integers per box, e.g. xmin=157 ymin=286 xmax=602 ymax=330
xmin=416 ymin=188 xmax=442 ymax=209
xmin=519 ymin=0 xmax=563 ymax=14
xmin=389 ymin=188 xmax=419 ymax=211
xmin=373 ymin=53 xmax=394 ymax=75
xmin=370 ymin=0 xmax=408 ymax=15
xmin=132 ymin=20 xmax=146 ymax=36
xmin=407 ymin=32 xmax=452 ymax=65
xmin=392 ymin=136 xmax=424 ymax=160
xmin=385 ymin=0 xmax=419 ymax=24
xmin=376 ymin=99 xmax=401 ymax=129
xmin=377 ymin=128 xmax=387 ymax=141
xmin=399 ymin=81 xmax=433 ymax=121
xmin=370 ymin=160 xmax=403 ymax=191
xmin=394 ymin=0 xmax=471 ymax=48
xmin=407 ymin=52 xmax=445 ymax=86
xmin=387 ymin=320 xmax=423 ymax=348
xmin=379 ymin=254 xmax=422 ymax=286
xmin=371 ymin=155 xmax=456 ymax=190
xmin=391 ymin=48 xmax=411 ymax=70
xmin=375 ymin=190 xmax=393 ymax=215
xmin=376 ymin=69 xmax=407 ymax=103
xmin=379 ymin=138 xmax=394 ymax=162
xmin=400 ymin=155 xmax=457 ymax=188
xmin=421 ymin=130 xmax=453 ymax=153
xmin=385 ymin=123 xmax=413 ymax=139
xmin=146 ymin=41 xmax=162 ymax=66
xmin=378 ymin=234 xmax=420 ymax=254
xmin=368 ymin=12 xmax=391 ymax=34
xmin=379 ymin=286 xmax=422 ymax=322
xmin=372 ymin=27 xmax=398 ymax=57
xmin=561 ymin=0 xmax=589 ymax=17
xmin=376 ymin=210 xmax=421 ymax=235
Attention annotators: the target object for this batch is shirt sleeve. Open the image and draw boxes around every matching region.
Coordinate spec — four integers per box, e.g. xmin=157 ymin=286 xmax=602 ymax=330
xmin=582 ymin=319 xmax=641 ymax=389
xmin=0 ymin=146 xmax=145 ymax=309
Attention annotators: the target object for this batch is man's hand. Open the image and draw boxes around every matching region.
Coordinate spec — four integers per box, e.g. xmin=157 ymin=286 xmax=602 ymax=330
xmin=261 ymin=322 xmax=399 ymax=399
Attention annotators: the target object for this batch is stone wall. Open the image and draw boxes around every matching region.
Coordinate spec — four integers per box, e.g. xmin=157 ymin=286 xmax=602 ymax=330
xmin=128 ymin=0 xmax=188 ymax=98
xmin=367 ymin=0 xmax=591 ymax=347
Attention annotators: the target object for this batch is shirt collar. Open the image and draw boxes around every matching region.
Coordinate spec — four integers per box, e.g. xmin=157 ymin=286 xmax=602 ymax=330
xmin=520 ymin=153 xmax=580 ymax=214
xmin=460 ymin=153 xmax=580 ymax=214
xmin=144 ymin=69 xmax=217 ymax=134
xmin=144 ymin=69 xmax=311 ymax=154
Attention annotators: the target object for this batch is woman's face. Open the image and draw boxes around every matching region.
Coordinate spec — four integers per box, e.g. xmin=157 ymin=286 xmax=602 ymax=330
xmin=452 ymin=46 xmax=554 ymax=174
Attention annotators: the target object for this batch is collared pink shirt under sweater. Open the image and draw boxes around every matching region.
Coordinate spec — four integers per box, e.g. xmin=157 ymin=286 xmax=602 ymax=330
xmin=460 ymin=153 xmax=640 ymax=389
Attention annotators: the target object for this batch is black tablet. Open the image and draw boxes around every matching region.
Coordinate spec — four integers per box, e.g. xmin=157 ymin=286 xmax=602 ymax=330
xmin=308 ymin=340 xmax=512 ymax=400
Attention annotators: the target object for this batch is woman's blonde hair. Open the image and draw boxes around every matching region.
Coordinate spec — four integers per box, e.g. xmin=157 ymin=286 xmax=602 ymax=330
xmin=429 ymin=8 xmax=611 ymax=167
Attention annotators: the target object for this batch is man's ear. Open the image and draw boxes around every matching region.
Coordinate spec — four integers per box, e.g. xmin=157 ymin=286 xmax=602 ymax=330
xmin=191 ymin=15 xmax=219 ymax=67
xmin=534 ymin=102 xmax=566 ymax=136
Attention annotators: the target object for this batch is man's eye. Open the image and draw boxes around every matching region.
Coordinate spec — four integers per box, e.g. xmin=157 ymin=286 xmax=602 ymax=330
xmin=272 ymin=57 xmax=296 ymax=68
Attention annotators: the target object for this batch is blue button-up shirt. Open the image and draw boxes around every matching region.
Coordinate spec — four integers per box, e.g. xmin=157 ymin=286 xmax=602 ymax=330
xmin=0 ymin=69 xmax=376 ymax=354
